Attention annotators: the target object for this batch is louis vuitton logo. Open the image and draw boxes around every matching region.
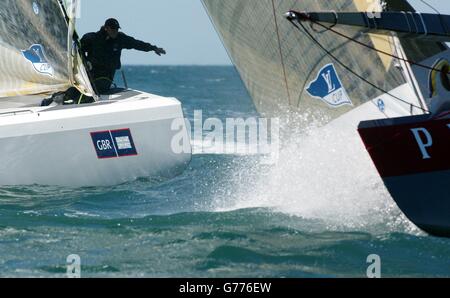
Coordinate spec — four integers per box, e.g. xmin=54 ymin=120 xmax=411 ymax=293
xmin=322 ymin=70 xmax=336 ymax=94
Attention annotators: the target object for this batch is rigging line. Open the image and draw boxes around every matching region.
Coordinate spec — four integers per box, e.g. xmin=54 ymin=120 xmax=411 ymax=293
xmin=420 ymin=0 xmax=441 ymax=15
xmin=419 ymin=0 xmax=450 ymax=35
xmin=271 ymin=0 xmax=292 ymax=106
xmin=295 ymin=13 xmax=450 ymax=75
xmin=288 ymin=19 xmax=429 ymax=113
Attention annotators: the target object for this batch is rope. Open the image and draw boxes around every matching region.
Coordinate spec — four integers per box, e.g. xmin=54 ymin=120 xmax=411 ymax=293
xmin=420 ymin=0 xmax=442 ymax=15
xmin=77 ymin=94 xmax=84 ymax=105
xmin=271 ymin=0 xmax=292 ymax=105
xmin=419 ymin=0 xmax=450 ymax=36
xmin=435 ymin=110 xmax=450 ymax=119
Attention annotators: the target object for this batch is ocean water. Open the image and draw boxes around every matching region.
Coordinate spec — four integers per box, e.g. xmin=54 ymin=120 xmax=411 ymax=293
xmin=0 ymin=66 xmax=449 ymax=277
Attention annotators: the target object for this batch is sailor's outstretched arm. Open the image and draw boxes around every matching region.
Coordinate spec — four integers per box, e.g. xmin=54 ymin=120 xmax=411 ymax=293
xmin=122 ymin=34 xmax=166 ymax=56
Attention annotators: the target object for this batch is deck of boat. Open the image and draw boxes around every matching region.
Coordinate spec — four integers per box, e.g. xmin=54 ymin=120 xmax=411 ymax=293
xmin=0 ymin=88 xmax=154 ymax=114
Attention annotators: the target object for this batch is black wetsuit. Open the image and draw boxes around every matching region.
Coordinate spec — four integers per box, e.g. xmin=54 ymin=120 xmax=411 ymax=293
xmin=81 ymin=28 xmax=157 ymax=93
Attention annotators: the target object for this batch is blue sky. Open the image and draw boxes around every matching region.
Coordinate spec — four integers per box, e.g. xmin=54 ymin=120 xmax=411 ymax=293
xmin=76 ymin=0 xmax=450 ymax=65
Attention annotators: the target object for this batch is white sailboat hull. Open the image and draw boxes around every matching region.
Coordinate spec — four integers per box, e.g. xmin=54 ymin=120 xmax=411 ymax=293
xmin=0 ymin=90 xmax=191 ymax=186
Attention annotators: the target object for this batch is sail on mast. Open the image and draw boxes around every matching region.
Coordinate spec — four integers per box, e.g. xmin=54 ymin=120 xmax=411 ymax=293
xmin=202 ymin=0 xmax=445 ymax=120
xmin=0 ymin=0 xmax=93 ymax=99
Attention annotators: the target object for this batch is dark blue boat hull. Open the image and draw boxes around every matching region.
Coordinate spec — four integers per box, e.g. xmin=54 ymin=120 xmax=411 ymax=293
xmin=358 ymin=114 xmax=450 ymax=237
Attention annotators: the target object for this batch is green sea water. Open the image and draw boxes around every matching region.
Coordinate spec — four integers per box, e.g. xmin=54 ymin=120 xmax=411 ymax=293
xmin=0 ymin=66 xmax=449 ymax=277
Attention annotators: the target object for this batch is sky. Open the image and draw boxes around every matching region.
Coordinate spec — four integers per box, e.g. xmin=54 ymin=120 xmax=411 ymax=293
xmin=76 ymin=0 xmax=450 ymax=66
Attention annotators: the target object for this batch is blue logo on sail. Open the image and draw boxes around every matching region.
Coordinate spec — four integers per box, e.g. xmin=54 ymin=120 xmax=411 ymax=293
xmin=306 ymin=64 xmax=352 ymax=107
xmin=377 ymin=98 xmax=385 ymax=112
xmin=22 ymin=44 xmax=54 ymax=77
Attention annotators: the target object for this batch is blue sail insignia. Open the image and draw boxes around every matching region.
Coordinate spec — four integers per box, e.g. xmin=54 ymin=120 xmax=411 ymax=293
xmin=21 ymin=44 xmax=54 ymax=77
xmin=306 ymin=64 xmax=352 ymax=107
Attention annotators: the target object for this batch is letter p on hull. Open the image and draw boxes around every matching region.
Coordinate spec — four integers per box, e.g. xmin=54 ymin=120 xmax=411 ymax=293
xmin=410 ymin=128 xmax=433 ymax=159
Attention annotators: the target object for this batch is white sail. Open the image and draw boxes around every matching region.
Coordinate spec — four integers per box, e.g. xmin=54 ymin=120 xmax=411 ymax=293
xmin=0 ymin=0 xmax=93 ymax=98
xmin=201 ymin=0 xmax=442 ymax=119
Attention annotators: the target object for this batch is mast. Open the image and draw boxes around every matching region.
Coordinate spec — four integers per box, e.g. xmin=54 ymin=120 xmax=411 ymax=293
xmin=57 ymin=0 xmax=98 ymax=99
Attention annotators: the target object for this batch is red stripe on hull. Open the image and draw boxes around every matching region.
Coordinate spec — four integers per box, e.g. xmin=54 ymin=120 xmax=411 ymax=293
xmin=358 ymin=116 xmax=450 ymax=178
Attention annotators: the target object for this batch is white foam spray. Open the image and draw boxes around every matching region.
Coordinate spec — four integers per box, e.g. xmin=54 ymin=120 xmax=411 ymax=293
xmin=213 ymin=110 xmax=422 ymax=235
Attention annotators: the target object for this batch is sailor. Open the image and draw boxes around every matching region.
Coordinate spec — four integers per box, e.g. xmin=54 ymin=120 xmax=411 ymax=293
xmin=80 ymin=18 xmax=166 ymax=94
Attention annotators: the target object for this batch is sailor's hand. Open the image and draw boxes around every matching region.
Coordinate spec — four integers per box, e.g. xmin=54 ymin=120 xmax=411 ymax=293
xmin=154 ymin=47 xmax=166 ymax=56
